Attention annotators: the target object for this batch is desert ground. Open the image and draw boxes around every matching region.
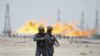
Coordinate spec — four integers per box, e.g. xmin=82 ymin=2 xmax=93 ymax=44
xmin=0 ymin=36 xmax=100 ymax=56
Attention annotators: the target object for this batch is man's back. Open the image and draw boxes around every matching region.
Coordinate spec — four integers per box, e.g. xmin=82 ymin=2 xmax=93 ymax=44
xmin=45 ymin=33 xmax=55 ymax=47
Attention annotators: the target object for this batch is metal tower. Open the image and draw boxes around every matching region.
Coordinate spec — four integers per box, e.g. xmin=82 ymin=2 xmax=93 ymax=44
xmin=95 ymin=10 xmax=99 ymax=34
xmin=3 ymin=4 xmax=11 ymax=37
xmin=57 ymin=10 xmax=61 ymax=22
xmin=80 ymin=11 xmax=84 ymax=30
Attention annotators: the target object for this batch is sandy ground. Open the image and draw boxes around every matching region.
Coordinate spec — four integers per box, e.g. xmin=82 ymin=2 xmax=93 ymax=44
xmin=0 ymin=37 xmax=100 ymax=56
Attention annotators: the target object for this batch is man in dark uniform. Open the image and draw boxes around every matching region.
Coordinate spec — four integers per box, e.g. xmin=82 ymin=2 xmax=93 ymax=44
xmin=33 ymin=26 xmax=48 ymax=56
xmin=45 ymin=26 xmax=60 ymax=56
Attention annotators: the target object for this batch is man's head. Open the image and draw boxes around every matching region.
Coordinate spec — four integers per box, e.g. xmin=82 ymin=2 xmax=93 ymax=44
xmin=38 ymin=26 xmax=45 ymax=34
xmin=47 ymin=26 xmax=53 ymax=33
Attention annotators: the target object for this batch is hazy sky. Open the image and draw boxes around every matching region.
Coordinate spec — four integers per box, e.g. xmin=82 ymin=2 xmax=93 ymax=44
xmin=0 ymin=0 xmax=100 ymax=33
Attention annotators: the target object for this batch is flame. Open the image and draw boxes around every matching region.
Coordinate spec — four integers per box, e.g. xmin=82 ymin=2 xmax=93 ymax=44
xmin=17 ymin=20 xmax=39 ymax=34
xmin=52 ymin=21 xmax=63 ymax=34
xmin=16 ymin=20 xmax=96 ymax=37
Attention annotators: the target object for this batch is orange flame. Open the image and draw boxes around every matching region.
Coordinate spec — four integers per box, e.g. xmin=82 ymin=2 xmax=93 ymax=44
xmin=16 ymin=20 xmax=96 ymax=37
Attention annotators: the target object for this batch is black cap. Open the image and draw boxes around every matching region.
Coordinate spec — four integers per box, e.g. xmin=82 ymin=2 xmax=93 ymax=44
xmin=38 ymin=26 xmax=44 ymax=31
xmin=47 ymin=26 xmax=53 ymax=30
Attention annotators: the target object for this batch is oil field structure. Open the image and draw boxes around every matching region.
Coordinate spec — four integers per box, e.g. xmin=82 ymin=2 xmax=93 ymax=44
xmin=94 ymin=10 xmax=100 ymax=39
xmin=2 ymin=4 xmax=11 ymax=37
xmin=1 ymin=4 xmax=100 ymax=41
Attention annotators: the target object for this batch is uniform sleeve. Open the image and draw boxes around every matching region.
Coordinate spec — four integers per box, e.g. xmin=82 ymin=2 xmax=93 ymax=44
xmin=53 ymin=35 xmax=60 ymax=46
xmin=33 ymin=34 xmax=43 ymax=41
xmin=52 ymin=35 xmax=56 ymax=40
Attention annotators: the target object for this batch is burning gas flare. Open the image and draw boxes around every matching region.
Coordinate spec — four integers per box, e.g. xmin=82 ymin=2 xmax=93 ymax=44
xmin=16 ymin=20 xmax=96 ymax=37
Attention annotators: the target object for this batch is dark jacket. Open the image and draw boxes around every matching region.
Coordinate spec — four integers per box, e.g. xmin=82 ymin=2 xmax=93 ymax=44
xmin=33 ymin=33 xmax=46 ymax=48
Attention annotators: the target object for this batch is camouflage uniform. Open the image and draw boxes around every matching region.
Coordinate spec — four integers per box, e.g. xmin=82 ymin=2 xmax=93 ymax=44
xmin=33 ymin=26 xmax=48 ymax=56
xmin=45 ymin=26 xmax=59 ymax=56
xmin=45 ymin=33 xmax=55 ymax=56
